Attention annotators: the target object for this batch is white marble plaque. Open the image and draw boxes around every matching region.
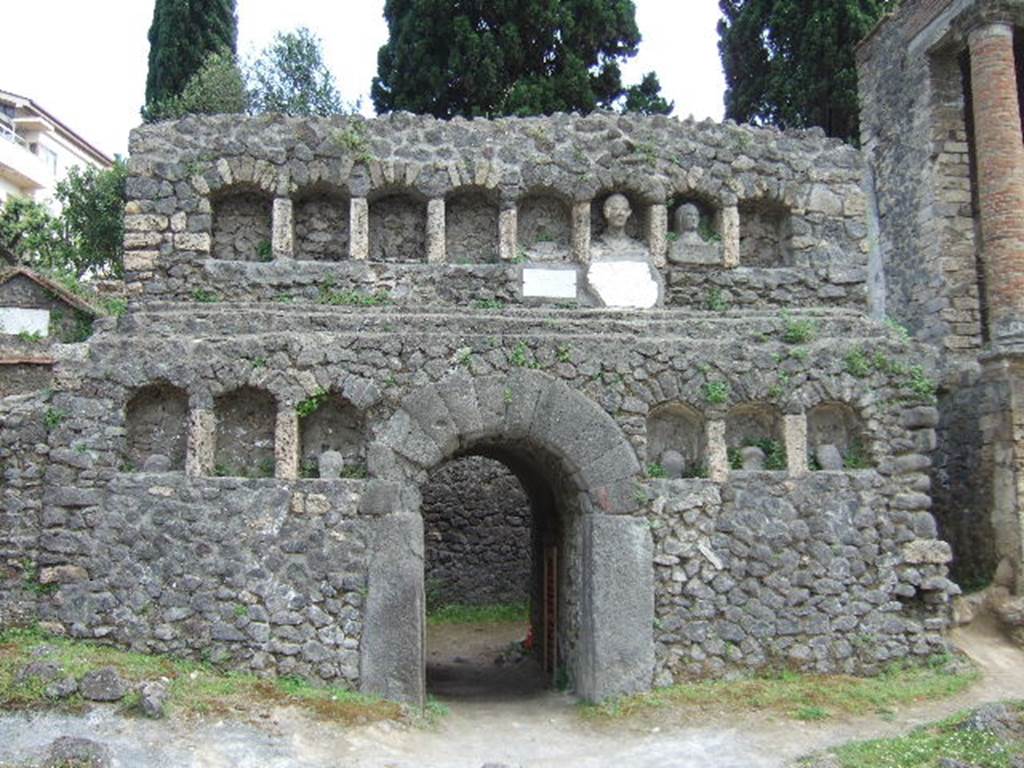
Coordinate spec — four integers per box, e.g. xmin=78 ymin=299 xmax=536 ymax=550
xmin=0 ymin=307 xmax=50 ymax=336
xmin=586 ymin=261 xmax=659 ymax=309
xmin=522 ymin=268 xmax=577 ymax=299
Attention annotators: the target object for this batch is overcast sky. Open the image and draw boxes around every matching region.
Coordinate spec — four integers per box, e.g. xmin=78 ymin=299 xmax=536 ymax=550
xmin=1 ymin=1 xmax=726 ymax=159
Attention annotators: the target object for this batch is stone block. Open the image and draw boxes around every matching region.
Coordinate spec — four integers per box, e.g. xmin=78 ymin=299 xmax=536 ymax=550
xmin=902 ymin=539 xmax=953 ymax=565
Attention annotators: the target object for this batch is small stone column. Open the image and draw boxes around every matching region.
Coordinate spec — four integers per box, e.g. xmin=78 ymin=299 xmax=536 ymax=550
xmin=186 ymin=408 xmax=215 ymax=477
xmin=784 ymin=413 xmax=809 ymax=476
xmin=499 ymin=207 xmax=518 ymax=261
xmin=968 ymin=20 xmax=1024 ymax=347
xmin=647 ymin=203 xmax=668 ymax=268
xmin=426 ymin=198 xmax=446 ymax=264
xmin=706 ymin=419 xmax=729 ymax=482
xmin=572 ymin=201 xmax=591 ymax=264
xmin=350 ymin=198 xmax=369 ymax=261
xmin=721 ymin=205 xmax=740 ymax=268
xmin=272 ymin=198 xmax=293 ymax=260
xmin=275 ymin=409 xmax=299 ymax=480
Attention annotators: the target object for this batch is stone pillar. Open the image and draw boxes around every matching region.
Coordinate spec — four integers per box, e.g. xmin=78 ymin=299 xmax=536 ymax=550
xmin=784 ymin=413 xmax=809 ymax=476
xmin=499 ymin=207 xmax=518 ymax=261
xmin=350 ymin=198 xmax=369 ymax=261
xmin=647 ymin=203 xmax=668 ymax=268
xmin=721 ymin=205 xmax=740 ymax=268
xmin=360 ymin=511 xmax=425 ymax=706
xmin=186 ymin=408 xmax=215 ymax=477
xmin=572 ymin=201 xmax=591 ymax=264
xmin=275 ymin=409 xmax=299 ymax=480
xmin=706 ymin=419 xmax=729 ymax=482
xmin=578 ymin=514 xmax=654 ymax=702
xmin=968 ymin=21 xmax=1024 ymax=347
xmin=426 ymin=198 xmax=446 ymax=264
xmin=272 ymin=197 xmax=293 ymax=260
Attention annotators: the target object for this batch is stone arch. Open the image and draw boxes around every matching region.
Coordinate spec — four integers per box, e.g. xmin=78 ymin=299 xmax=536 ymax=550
xmin=725 ymin=401 xmax=787 ymax=471
xmin=445 ymin=185 xmax=500 ymax=264
xmin=292 ymin=182 xmax=351 ymax=262
xmin=359 ymin=370 xmax=653 ymax=706
xmin=125 ymin=382 xmax=189 ymax=472
xmin=646 ymin=402 xmax=707 ymax=477
xmin=590 ymin=187 xmax=657 ymax=245
xmin=517 ymin=187 xmax=573 ymax=261
xmin=737 ymin=193 xmax=794 ymax=267
xmin=213 ymin=386 xmax=278 ymax=478
xmin=368 ymin=186 xmax=428 ymax=262
xmin=210 ymin=183 xmax=275 ymax=262
xmin=807 ymin=401 xmax=872 ymax=471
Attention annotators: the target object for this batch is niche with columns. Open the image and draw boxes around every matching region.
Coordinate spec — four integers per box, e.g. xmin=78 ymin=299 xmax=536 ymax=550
xmin=739 ymin=200 xmax=792 ymax=267
xmin=807 ymin=402 xmax=870 ymax=470
xmin=667 ymin=196 xmax=722 ymax=266
xmin=446 ymin=188 xmax=500 ymax=264
xmin=294 ymin=185 xmax=350 ymax=261
xmin=368 ymin=191 xmax=427 ymax=262
xmin=517 ymin=192 xmax=573 ymax=261
xmin=725 ymin=403 xmax=787 ymax=471
xmin=590 ymin=190 xmax=649 ymax=245
xmin=211 ymin=187 xmax=274 ymax=262
xmin=125 ymin=383 xmax=189 ymax=472
xmin=213 ymin=386 xmax=277 ymax=478
xmin=298 ymin=392 xmax=367 ymax=478
xmin=646 ymin=403 xmax=707 ymax=479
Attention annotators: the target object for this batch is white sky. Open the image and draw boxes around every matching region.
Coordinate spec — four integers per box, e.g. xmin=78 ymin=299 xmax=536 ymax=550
xmin=0 ymin=1 xmax=725 ymax=159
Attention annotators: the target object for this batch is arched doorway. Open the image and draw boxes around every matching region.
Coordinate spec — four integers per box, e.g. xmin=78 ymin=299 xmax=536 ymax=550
xmin=359 ymin=370 xmax=656 ymax=706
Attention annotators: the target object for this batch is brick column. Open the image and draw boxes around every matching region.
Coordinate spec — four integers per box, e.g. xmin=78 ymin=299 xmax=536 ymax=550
xmin=969 ymin=21 xmax=1024 ymax=347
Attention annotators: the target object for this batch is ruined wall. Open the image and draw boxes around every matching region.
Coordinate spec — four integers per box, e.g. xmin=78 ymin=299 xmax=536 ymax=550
xmin=122 ymin=113 xmax=869 ymax=311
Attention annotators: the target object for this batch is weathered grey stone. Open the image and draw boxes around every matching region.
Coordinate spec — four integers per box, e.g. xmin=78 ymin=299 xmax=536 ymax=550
xmin=142 ymin=453 xmax=171 ymax=472
xmin=318 ymin=450 xmax=344 ymax=480
xmin=661 ymin=450 xmax=686 ymax=480
xmin=39 ymin=565 xmax=88 ymax=585
xmin=815 ymin=443 xmax=844 ymax=471
xmin=741 ymin=446 xmax=766 ymax=471
xmin=16 ymin=660 xmax=61 ymax=685
xmin=360 ymin=513 xmax=424 ymax=706
xmin=578 ymin=514 xmax=654 ymax=702
xmin=44 ymin=676 xmax=78 ymax=700
xmin=43 ymin=736 xmax=111 ymax=768
xmin=79 ymin=667 xmax=127 ymax=702
xmin=139 ymin=680 xmax=169 ymax=718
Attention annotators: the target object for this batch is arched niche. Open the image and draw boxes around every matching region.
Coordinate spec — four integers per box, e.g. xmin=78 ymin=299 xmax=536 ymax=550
xmin=368 ymin=190 xmax=427 ymax=262
xmin=738 ymin=199 xmax=792 ymax=267
xmin=445 ymin=188 xmax=499 ymax=264
xmin=298 ymin=392 xmax=366 ymax=478
xmin=517 ymin=191 xmax=572 ymax=261
xmin=590 ymin=190 xmax=649 ymax=244
xmin=667 ymin=195 xmax=722 ymax=266
xmin=808 ymin=402 xmax=870 ymax=470
xmin=294 ymin=185 xmax=350 ymax=262
xmin=725 ymin=403 xmax=786 ymax=471
xmin=213 ymin=386 xmax=277 ymax=478
xmin=646 ymin=403 xmax=707 ymax=478
xmin=125 ymin=383 xmax=189 ymax=472
xmin=211 ymin=187 xmax=274 ymax=262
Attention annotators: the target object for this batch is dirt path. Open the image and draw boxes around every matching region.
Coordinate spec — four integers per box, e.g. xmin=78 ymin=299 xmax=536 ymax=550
xmin=1 ymin=619 xmax=1022 ymax=768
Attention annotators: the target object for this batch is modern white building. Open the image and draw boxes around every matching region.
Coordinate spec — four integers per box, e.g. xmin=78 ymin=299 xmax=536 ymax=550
xmin=0 ymin=89 xmax=113 ymax=209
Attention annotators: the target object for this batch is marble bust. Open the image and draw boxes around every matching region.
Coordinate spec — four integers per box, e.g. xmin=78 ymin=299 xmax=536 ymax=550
xmin=586 ymin=193 xmax=661 ymax=309
xmin=668 ymin=202 xmax=720 ymax=266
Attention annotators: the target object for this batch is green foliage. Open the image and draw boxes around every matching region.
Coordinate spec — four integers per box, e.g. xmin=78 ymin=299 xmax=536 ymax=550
xmin=510 ymin=341 xmax=540 ymax=369
xmin=144 ymin=0 xmax=238 ymax=112
xmin=16 ymin=330 xmax=42 ymax=343
xmin=426 ymin=602 xmax=529 ymax=626
xmin=43 ymin=408 xmax=65 ymax=430
xmin=144 ymin=50 xmax=248 ymax=122
xmin=256 ymin=239 xmax=273 ymax=261
xmin=781 ymin=312 xmax=817 ymax=344
xmin=844 ymin=347 xmax=872 ymax=378
xmin=718 ymin=0 xmax=897 ymax=142
xmin=247 ymin=27 xmax=346 ymax=117
xmin=706 ymin=288 xmax=729 ymax=312
xmin=372 ymin=0 xmax=671 ymax=118
xmin=646 ymin=463 xmax=666 ymax=479
xmin=192 ymin=288 xmax=219 ymax=303
xmin=842 ymin=439 xmax=870 ymax=470
xmin=703 ymin=380 xmax=730 ymax=405
xmin=296 ymin=389 xmax=329 ymax=419
xmin=317 ymin=283 xmax=391 ymax=306
xmin=728 ymin=438 xmax=786 ymax=470
xmin=49 ymin=309 xmax=95 ymax=344
xmin=0 ymin=197 xmax=71 ymax=275
xmin=331 ymin=121 xmax=373 ymax=164
xmin=621 ymin=72 xmax=674 ymax=115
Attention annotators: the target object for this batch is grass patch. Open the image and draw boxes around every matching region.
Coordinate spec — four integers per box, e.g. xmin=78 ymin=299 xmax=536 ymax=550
xmin=818 ymin=705 xmax=1024 ymax=768
xmin=0 ymin=626 xmax=400 ymax=724
xmin=426 ymin=602 xmax=529 ymax=626
xmin=581 ymin=654 xmax=978 ymax=723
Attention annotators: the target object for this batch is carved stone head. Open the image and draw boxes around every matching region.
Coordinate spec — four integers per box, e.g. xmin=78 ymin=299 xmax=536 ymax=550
xmin=602 ymin=193 xmax=632 ymax=230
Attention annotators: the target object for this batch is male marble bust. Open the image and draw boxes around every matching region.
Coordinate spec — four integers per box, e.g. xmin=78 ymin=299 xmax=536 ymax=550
xmin=586 ymin=193 xmax=661 ymax=309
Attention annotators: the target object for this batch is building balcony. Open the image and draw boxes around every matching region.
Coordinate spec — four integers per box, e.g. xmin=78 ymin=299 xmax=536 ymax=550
xmin=0 ymin=123 xmax=50 ymax=192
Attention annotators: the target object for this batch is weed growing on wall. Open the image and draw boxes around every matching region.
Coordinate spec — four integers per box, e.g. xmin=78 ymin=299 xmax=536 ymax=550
xmin=703 ymin=381 xmax=730 ymax=404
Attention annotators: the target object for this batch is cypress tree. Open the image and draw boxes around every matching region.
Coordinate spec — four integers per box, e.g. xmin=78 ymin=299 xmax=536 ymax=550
xmin=718 ymin=0 xmax=895 ymax=142
xmin=144 ymin=0 xmax=238 ymax=110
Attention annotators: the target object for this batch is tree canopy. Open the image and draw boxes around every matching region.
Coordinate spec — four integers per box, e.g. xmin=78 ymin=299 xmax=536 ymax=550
xmin=718 ymin=0 xmax=895 ymax=142
xmin=144 ymin=0 xmax=238 ymax=114
xmin=247 ymin=27 xmax=346 ymax=117
xmin=371 ymin=0 xmax=672 ymax=118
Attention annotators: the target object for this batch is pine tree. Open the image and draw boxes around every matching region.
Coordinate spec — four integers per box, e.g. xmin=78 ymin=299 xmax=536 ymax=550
xmin=718 ymin=0 xmax=895 ymax=142
xmin=371 ymin=0 xmax=670 ymax=118
xmin=144 ymin=0 xmax=238 ymax=111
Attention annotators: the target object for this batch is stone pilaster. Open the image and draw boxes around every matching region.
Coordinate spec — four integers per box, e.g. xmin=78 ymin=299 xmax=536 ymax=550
xmin=967 ymin=20 xmax=1024 ymax=347
xmin=272 ymin=197 xmax=293 ymax=259
xmin=426 ymin=199 xmax=446 ymax=264
xmin=499 ymin=207 xmax=518 ymax=261
xmin=706 ymin=419 xmax=729 ymax=482
xmin=350 ymin=198 xmax=369 ymax=261
xmin=572 ymin=202 xmax=591 ymax=264
xmin=647 ymin=203 xmax=668 ymax=268
xmin=721 ymin=205 xmax=740 ymax=268
xmin=186 ymin=408 xmax=215 ymax=477
xmin=275 ymin=409 xmax=299 ymax=480
xmin=784 ymin=414 xmax=808 ymax=476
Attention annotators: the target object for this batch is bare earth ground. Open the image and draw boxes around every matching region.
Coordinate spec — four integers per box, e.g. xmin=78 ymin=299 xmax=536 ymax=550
xmin=0 ymin=617 xmax=1022 ymax=768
